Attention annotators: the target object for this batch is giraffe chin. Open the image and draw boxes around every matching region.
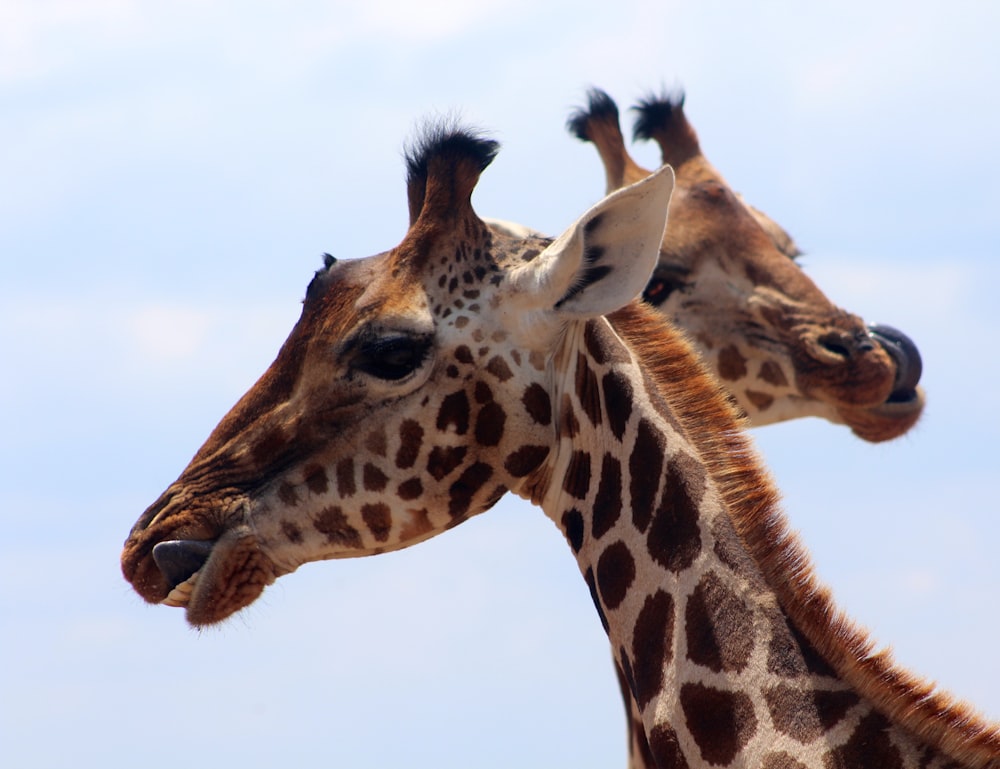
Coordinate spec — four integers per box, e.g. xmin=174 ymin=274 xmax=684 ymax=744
xmin=152 ymin=531 xmax=278 ymax=627
xmin=838 ymin=384 xmax=926 ymax=443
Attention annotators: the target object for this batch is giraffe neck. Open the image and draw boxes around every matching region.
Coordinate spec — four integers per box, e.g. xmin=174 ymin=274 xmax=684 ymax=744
xmin=528 ymin=308 xmax=993 ymax=769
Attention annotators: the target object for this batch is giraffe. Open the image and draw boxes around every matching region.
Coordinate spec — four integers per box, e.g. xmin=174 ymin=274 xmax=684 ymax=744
xmin=121 ymin=124 xmax=999 ymax=768
xmin=562 ymin=86 xmax=930 ymax=767
xmin=564 ymin=87 xmax=924 ymax=442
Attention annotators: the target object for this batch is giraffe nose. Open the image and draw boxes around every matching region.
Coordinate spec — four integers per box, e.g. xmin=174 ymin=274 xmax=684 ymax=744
xmin=867 ymin=323 xmax=923 ymax=402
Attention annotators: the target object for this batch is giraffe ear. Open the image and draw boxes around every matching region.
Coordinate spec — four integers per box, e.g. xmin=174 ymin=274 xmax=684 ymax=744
xmin=505 ymin=165 xmax=674 ymax=319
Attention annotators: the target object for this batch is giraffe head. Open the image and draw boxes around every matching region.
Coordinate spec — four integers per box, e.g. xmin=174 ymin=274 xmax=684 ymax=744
xmin=567 ymin=88 xmax=924 ymax=441
xmin=121 ymin=124 xmax=675 ymax=626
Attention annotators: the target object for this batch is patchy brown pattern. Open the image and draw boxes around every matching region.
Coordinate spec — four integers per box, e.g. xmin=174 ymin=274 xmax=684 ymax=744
xmin=591 ymin=453 xmax=623 ymax=540
xmin=313 ymin=505 xmax=362 ymax=548
xmin=685 ymin=570 xmax=754 ymax=673
xmin=602 ymin=370 xmax=634 ymax=442
xmin=631 ymin=589 xmax=675 ymax=708
xmin=680 ymin=682 xmax=758 ymax=766
xmin=823 ymin=712 xmax=904 ymax=769
xmin=596 ymin=540 xmax=636 ymax=611
xmin=575 ymin=352 xmax=603 ymax=427
xmin=647 ymin=458 xmax=702 ymax=574
xmin=503 ymin=445 xmax=549 ymax=478
xmin=521 ymin=383 xmax=552 ymax=425
xmin=563 ymin=449 xmax=592 ymax=500
xmin=630 ymin=418 xmax=664 ymax=532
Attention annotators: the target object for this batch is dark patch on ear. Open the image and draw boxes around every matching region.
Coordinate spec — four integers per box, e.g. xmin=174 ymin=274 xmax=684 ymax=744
xmin=556 ymin=265 xmax=614 ymax=308
xmin=566 ymin=88 xmax=620 ymax=142
xmin=583 ymin=212 xmax=604 ymax=238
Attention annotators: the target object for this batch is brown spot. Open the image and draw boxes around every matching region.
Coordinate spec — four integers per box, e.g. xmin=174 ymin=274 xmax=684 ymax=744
xmin=427 ymin=446 xmax=468 ymax=481
xmin=314 ymin=506 xmax=362 ymax=548
xmin=823 ymin=712 xmax=903 ymax=769
xmin=647 ymin=457 xmax=703 ymax=573
xmin=437 ymin=390 xmax=470 ymax=435
xmin=745 ymin=389 xmax=775 ymax=411
xmin=448 ymin=462 xmax=493 ymax=518
xmin=765 ymin=685 xmax=860 ymax=744
xmin=584 ymin=319 xmax=628 ymax=365
xmin=563 ymin=450 xmax=592 ymax=500
xmin=630 ymin=418 xmax=664 ymax=532
xmin=474 ymin=401 xmax=506 ymax=447
xmin=718 ymin=345 xmax=748 ymax=381
xmin=365 ymin=429 xmax=387 ymax=457
xmin=363 ymin=463 xmax=388 ymax=492
xmin=504 ymin=445 xmax=550 ymax=478
xmin=711 ymin=514 xmax=767 ymax=591
xmin=336 ymin=458 xmax=355 ymax=497
xmin=560 ymin=394 xmax=580 ymax=438
xmin=680 ymin=683 xmax=757 ymax=766
xmin=397 ymin=477 xmax=423 ymax=500
xmin=361 ymin=503 xmax=392 ymax=542
xmin=277 ymin=482 xmax=299 ymax=507
xmin=814 ymin=689 xmax=860 ymax=731
xmin=631 ymin=590 xmax=675 ymax=708
xmin=281 ymin=520 xmax=303 ymax=544
xmin=455 ymin=345 xmax=474 ymax=364
xmin=486 ymin=355 xmax=513 ymax=382
xmin=763 ymin=752 xmax=808 ymax=769
xmin=303 ymin=464 xmax=329 ymax=495
xmin=685 ymin=571 xmax=754 ymax=673
xmin=602 ymin=370 xmax=633 ymax=442
xmin=592 ymin=453 xmax=622 ymax=540
xmin=521 ymin=383 xmax=552 ymax=426
xmin=473 ymin=380 xmax=493 ymax=404
xmin=766 ymin=609 xmax=838 ymax=678
xmin=575 ymin=352 xmax=603 ymax=427
xmin=759 ymin=360 xmax=789 ymax=387
xmin=595 ymin=540 xmax=635 ymax=611
xmin=561 ymin=508 xmax=584 ymax=553
xmin=396 ymin=420 xmax=424 ymax=469
xmin=648 ymin=722 xmax=690 ymax=769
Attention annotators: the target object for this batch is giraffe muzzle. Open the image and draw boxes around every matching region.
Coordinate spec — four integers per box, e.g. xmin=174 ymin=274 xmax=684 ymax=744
xmin=153 ymin=539 xmax=214 ymax=607
xmin=867 ymin=323 xmax=923 ymax=403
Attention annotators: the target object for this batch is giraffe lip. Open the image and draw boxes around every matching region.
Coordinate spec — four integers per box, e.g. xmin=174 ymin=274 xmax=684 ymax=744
xmin=153 ymin=539 xmax=216 ymax=604
xmin=867 ymin=323 xmax=922 ymax=402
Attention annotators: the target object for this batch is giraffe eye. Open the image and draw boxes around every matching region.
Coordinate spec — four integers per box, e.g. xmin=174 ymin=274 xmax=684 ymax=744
xmin=353 ymin=334 xmax=433 ymax=381
xmin=642 ymin=264 xmax=689 ymax=307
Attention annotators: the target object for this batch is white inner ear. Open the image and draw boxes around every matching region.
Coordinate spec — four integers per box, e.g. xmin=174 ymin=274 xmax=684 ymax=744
xmin=504 ymin=165 xmax=674 ymax=321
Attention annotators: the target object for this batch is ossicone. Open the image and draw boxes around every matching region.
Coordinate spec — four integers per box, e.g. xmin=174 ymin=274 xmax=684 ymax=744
xmin=404 ymin=120 xmax=500 ymax=226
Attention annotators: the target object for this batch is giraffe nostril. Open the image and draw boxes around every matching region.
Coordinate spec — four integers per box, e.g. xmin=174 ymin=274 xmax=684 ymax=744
xmin=153 ymin=540 xmax=214 ymax=588
xmin=817 ymin=333 xmax=851 ymax=360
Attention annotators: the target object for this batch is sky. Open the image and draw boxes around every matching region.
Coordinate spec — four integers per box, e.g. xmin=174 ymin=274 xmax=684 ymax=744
xmin=2 ymin=1 xmax=998 ymax=767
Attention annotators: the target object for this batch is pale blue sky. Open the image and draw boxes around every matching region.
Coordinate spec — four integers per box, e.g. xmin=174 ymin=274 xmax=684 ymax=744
xmin=2 ymin=2 xmax=998 ymax=767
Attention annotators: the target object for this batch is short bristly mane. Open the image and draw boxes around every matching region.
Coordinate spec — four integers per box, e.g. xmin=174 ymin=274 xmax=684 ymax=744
xmin=609 ymin=300 xmax=1000 ymax=769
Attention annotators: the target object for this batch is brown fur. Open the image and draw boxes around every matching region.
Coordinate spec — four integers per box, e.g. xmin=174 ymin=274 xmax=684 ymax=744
xmin=610 ymin=301 xmax=1000 ymax=768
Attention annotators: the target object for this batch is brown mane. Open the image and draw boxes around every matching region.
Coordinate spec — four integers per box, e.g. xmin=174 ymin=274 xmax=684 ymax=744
xmin=609 ymin=300 xmax=1000 ymax=769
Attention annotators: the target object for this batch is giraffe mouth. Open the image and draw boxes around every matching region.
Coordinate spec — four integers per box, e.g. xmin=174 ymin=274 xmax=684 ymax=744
xmin=144 ymin=534 xmax=278 ymax=625
xmin=153 ymin=539 xmax=214 ymax=608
